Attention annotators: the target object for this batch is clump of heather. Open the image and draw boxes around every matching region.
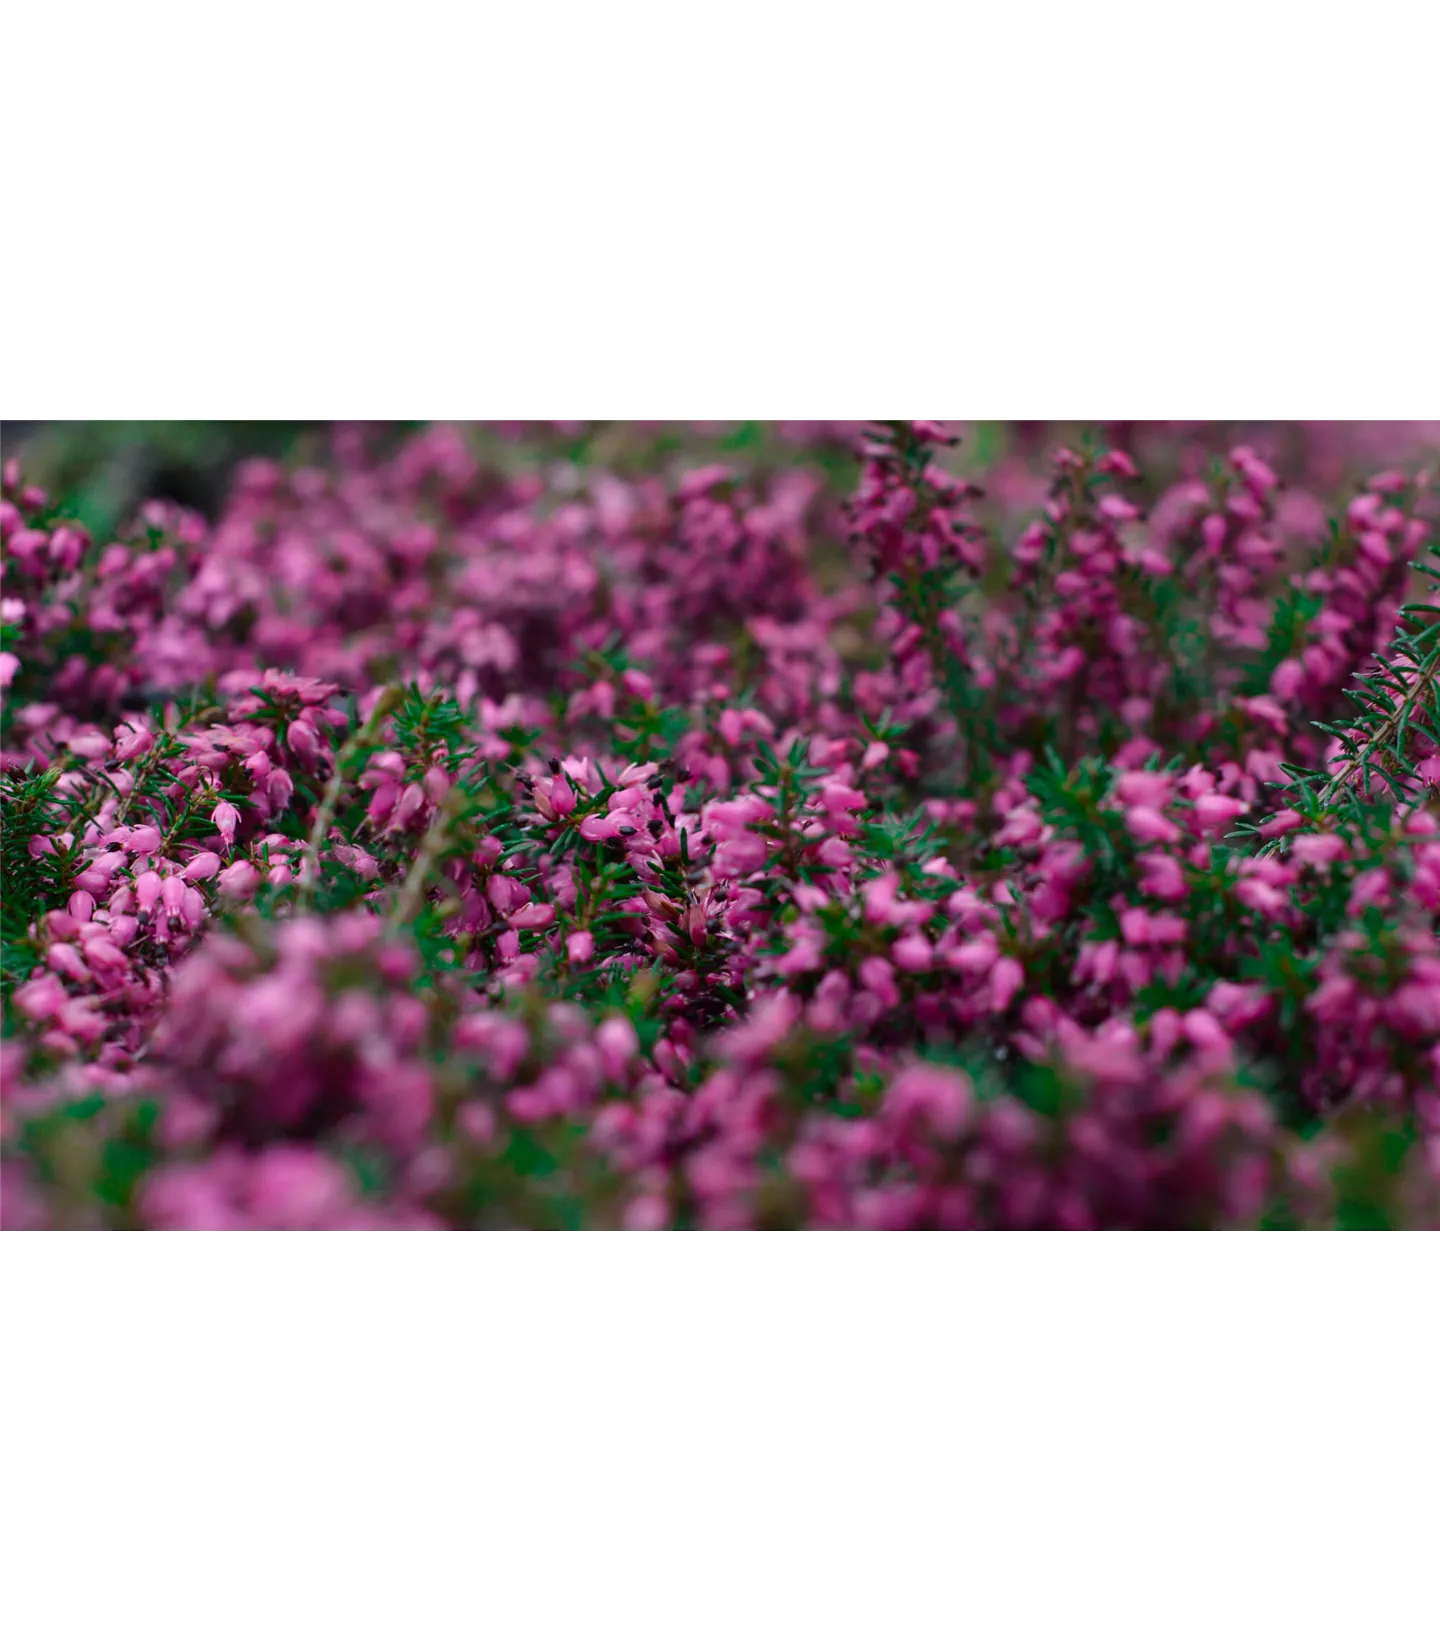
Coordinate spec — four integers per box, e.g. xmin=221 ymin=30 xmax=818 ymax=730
xmin=4 ymin=423 xmax=1440 ymax=1229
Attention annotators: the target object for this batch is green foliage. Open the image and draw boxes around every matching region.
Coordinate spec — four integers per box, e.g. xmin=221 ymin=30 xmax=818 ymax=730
xmin=2 ymin=767 xmax=71 ymax=1000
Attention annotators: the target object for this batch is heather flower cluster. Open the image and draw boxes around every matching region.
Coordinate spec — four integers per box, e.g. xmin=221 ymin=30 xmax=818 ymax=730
xmin=4 ymin=421 xmax=1439 ymax=1228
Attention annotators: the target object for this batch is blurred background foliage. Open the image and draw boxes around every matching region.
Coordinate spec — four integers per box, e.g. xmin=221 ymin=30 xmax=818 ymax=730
xmin=0 ymin=420 xmax=867 ymax=543
xmin=0 ymin=422 xmax=744 ymax=541
xmin=3 ymin=420 xmax=1437 ymax=548
xmin=1 ymin=422 xmax=349 ymax=542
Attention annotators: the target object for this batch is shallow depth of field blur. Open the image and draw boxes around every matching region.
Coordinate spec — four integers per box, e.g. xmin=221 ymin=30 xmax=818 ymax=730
xmin=4 ymin=419 xmax=1440 ymax=1229
xmin=9 ymin=420 xmax=1440 ymax=550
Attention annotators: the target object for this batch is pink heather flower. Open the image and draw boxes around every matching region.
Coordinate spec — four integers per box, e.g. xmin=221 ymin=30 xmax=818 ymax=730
xmin=49 ymin=525 xmax=89 ymax=567
xmin=423 ymin=766 xmax=451 ymax=806
xmin=1013 ymin=523 xmax=1046 ymax=566
xmin=862 ymin=871 xmax=904 ymax=925
xmin=1114 ymin=771 xmax=1173 ymax=810
xmin=892 ymin=932 xmax=935 ymax=973
xmin=484 ymin=874 xmax=523 ymax=915
xmin=49 ymin=996 xmax=105 ymax=1043
xmin=951 ymin=934 xmax=999 ymax=976
xmin=1357 ymin=531 xmax=1391 ymax=569
xmin=909 ymin=421 xmax=955 ymax=445
xmin=989 ymin=956 xmax=1024 ymax=1013
xmin=1236 ymin=856 xmax=1292 ymax=889
xmin=83 ymin=935 xmax=129 ymax=974
xmin=247 ymin=1148 xmax=353 ymax=1229
xmin=182 ymin=852 xmax=223 ymax=883
xmin=1182 ymin=1009 xmax=1231 ymax=1055
xmin=1192 ymin=793 xmax=1249 ymax=834
xmin=286 ymin=717 xmax=322 ymax=760
xmin=1126 ymin=805 xmax=1182 ymax=845
xmin=1119 ymin=908 xmax=1151 ymax=946
xmin=1289 ymin=834 xmax=1346 ymax=868
xmin=244 ymin=976 xmax=326 ymax=1052
xmin=675 ymin=463 xmax=734 ymax=505
xmin=1078 ymin=939 xmax=1119 ymax=987
xmin=1099 ymin=449 xmax=1139 ymax=480
xmin=217 ymin=860 xmax=260 ymax=900
xmin=713 ymin=834 xmax=768 ymax=878
xmin=457 ymin=1101 xmax=499 ymax=1147
xmin=567 ymin=930 xmax=595 ymax=965
xmin=1148 ymin=913 xmax=1187 ymax=945
xmin=816 ymin=836 xmax=854 ymax=870
xmin=1148 ymin=1007 xmax=1183 ymax=1061
xmin=14 ymin=974 xmax=69 ymax=1022
xmin=821 ymin=781 xmax=867 ymax=814
xmin=1258 ymin=809 xmax=1303 ymax=840
xmin=1346 ymin=869 xmax=1390 ymax=914
xmin=549 ymin=772 xmax=577 ymax=815
xmin=47 ymin=943 xmax=89 ymax=981
xmin=1207 ymin=981 xmax=1273 ymax=1030
xmin=391 ymin=783 xmax=427 ymax=831
xmin=996 ymin=807 xmax=1045 ymax=848
xmin=366 ymin=780 xmax=399 ymax=825
xmin=112 ymin=726 xmax=153 ymax=762
xmin=509 ymin=902 xmax=556 ymax=930
xmin=1234 ymin=878 xmax=1288 ymax=917
xmin=884 ymin=1062 xmax=973 ymax=1141
xmin=595 ymin=1016 xmax=639 ymax=1081
xmin=66 ymin=730 xmax=112 ymax=760
xmin=705 ymin=796 xmax=773 ymax=837
xmin=624 ymin=1193 xmax=671 ymax=1231
xmin=857 ymin=955 xmax=900 ymax=1011
xmin=71 ymin=853 xmax=125 ymax=897
xmin=212 ymin=801 xmax=241 ymax=845
xmin=1141 ymin=851 xmax=1187 ymax=904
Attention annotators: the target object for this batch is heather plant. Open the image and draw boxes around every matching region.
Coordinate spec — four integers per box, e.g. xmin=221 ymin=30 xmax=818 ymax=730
xmin=3 ymin=423 xmax=1439 ymax=1229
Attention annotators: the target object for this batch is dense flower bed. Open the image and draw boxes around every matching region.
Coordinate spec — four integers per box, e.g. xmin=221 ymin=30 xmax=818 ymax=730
xmin=3 ymin=421 xmax=1440 ymax=1228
